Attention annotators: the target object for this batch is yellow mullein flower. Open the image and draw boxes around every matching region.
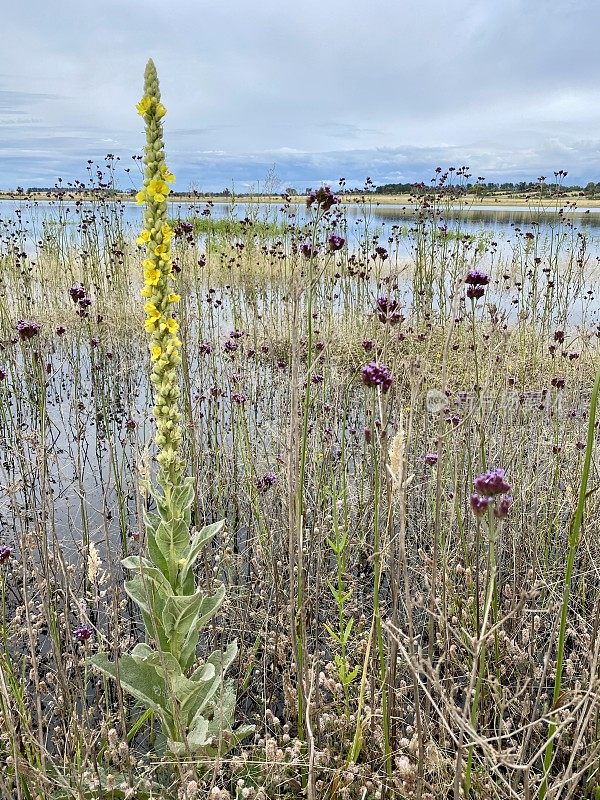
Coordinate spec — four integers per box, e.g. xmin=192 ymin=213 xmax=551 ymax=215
xmin=147 ymin=179 xmax=169 ymax=198
xmin=141 ymin=285 xmax=153 ymax=298
xmin=143 ymin=258 xmax=155 ymax=270
xmin=167 ymin=293 xmax=181 ymax=303
xmin=162 ymin=318 xmax=179 ymax=335
xmin=154 ymin=243 xmax=169 ymax=258
xmin=160 ymin=165 xmax=175 ymax=183
xmin=137 ymin=229 xmax=151 ymax=245
xmin=144 ymin=302 xmax=161 ymax=322
xmin=150 ymin=344 xmax=162 ymax=361
xmin=136 ymin=96 xmax=152 ymax=116
xmin=136 ymin=190 xmax=146 ymax=205
xmin=161 ymin=223 xmax=173 ymax=241
xmin=144 ymin=267 xmax=161 ymax=285
xmin=155 ymin=102 xmax=166 ymax=118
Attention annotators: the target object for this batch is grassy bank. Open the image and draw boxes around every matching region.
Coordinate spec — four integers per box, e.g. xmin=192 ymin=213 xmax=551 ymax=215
xmin=0 ymin=164 xmax=600 ymax=800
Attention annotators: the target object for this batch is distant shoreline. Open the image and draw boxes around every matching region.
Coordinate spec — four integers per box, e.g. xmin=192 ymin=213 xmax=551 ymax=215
xmin=1 ymin=191 xmax=600 ymax=209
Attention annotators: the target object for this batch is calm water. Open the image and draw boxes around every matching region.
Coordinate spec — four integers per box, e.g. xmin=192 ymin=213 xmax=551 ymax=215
xmin=2 ymin=198 xmax=600 ymax=260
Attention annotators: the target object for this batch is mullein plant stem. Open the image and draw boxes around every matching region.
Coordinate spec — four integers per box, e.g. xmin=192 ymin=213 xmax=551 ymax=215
xmin=91 ymin=60 xmax=252 ymax=757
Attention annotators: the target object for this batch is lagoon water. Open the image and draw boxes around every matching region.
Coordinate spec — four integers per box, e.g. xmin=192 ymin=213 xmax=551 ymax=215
xmin=2 ymin=197 xmax=600 ymax=261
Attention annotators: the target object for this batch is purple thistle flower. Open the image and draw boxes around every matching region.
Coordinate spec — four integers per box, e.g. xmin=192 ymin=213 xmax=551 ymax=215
xmin=327 ymin=234 xmax=345 ymax=252
xmin=361 ymin=362 xmax=393 ymax=393
xmin=465 ymin=270 xmax=490 ymax=286
xmin=224 ymin=340 xmax=238 ymax=353
xmin=0 ymin=545 xmax=11 ymax=564
xmin=473 ymin=468 xmax=511 ymax=497
xmin=0 ymin=366 xmax=6 ymax=381
xmin=16 ymin=320 xmax=40 ymax=340
xmin=199 ymin=342 xmax=212 ymax=355
xmin=73 ymin=623 xmax=94 ymax=643
xmin=494 ymin=495 xmax=513 ymax=519
xmin=231 ymin=392 xmax=248 ymax=405
xmin=373 ymin=246 xmax=388 ymax=261
xmin=424 ymin=453 xmax=439 ymax=467
xmin=470 ymin=494 xmax=492 ymax=518
xmin=362 ymin=340 xmax=374 ymax=351
xmin=56 ymin=325 xmax=67 ymax=336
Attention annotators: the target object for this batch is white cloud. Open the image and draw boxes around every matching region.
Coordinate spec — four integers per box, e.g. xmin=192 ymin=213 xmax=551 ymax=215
xmin=0 ymin=0 xmax=598 ymax=187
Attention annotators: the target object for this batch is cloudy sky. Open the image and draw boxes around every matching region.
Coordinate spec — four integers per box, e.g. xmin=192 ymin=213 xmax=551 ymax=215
xmin=1 ymin=0 xmax=599 ymax=191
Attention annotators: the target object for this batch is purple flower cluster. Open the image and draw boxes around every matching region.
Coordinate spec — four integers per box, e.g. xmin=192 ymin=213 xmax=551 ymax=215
xmin=424 ymin=453 xmax=439 ymax=467
xmin=376 ymin=296 xmax=403 ymax=325
xmin=73 ymin=623 xmax=94 ymax=642
xmin=327 ymin=234 xmax=345 ymax=252
xmin=361 ymin=362 xmax=393 ymax=393
xmin=474 ymin=467 xmax=511 ymax=496
xmin=373 ymin=246 xmax=388 ymax=261
xmin=16 ymin=319 xmax=40 ymax=340
xmin=465 ymin=270 xmax=490 ymax=300
xmin=231 ymin=392 xmax=248 ymax=405
xmin=69 ymin=284 xmax=92 ymax=317
xmin=0 ymin=545 xmax=11 ymax=564
xmin=470 ymin=468 xmax=513 ymax=519
xmin=306 ymin=186 xmax=340 ymax=212
xmin=0 ymin=366 xmax=6 ymax=381
xmin=256 ymin=471 xmax=277 ymax=492
xmin=300 ymin=241 xmax=318 ymax=259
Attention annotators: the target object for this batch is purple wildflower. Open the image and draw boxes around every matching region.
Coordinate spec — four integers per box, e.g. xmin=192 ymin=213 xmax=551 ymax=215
xmin=361 ymin=362 xmax=393 ymax=393
xmin=16 ymin=320 xmax=40 ymax=340
xmin=300 ymin=241 xmax=318 ymax=259
xmin=473 ymin=468 xmax=511 ymax=497
xmin=56 ymin=325 xmax=67 ymax=336
xmin=256 ymin=471 xmax=277 ymax=492
xmin=231 ymin=392 xmax=248 ymax=405
xmin=424 ymin=453 xmax=439 ymax=467
xmin=465 ymin=270 xmax=490 ymax=286
xmin=466 ymin=285 xmax=485 ymax=300
xmin=0 ymin=366 xmax=6 ymax=381
xmin=69 ymin=284 xmax=87 ymax=302
xmin=73 ymin=623 xmax=94 ymax=643
xmin=376 ymin=296 xmax=403 ymax=325
xmin=0 ymin=545 xmax=11 ymax=564
xmin=470 ymin=494 xmax=492 ymax=518
xmin=494 ymin=495 xmax=513 ymax=519
xmin=306 ymin=186 xmax=340 ymax=212
xmin=327 ymin=234 xmax=345 ymax=252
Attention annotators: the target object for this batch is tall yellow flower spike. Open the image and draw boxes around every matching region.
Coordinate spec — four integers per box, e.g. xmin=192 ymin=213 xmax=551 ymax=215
xmin=138 ymin=59 xmax=182 ymax=481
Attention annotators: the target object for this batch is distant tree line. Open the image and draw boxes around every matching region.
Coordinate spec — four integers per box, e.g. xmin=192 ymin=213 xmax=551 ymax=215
xmin=10 ymin=181 xmax=600 ymax=199
xmin=374 ymin=180 xmax=600 ymax=198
